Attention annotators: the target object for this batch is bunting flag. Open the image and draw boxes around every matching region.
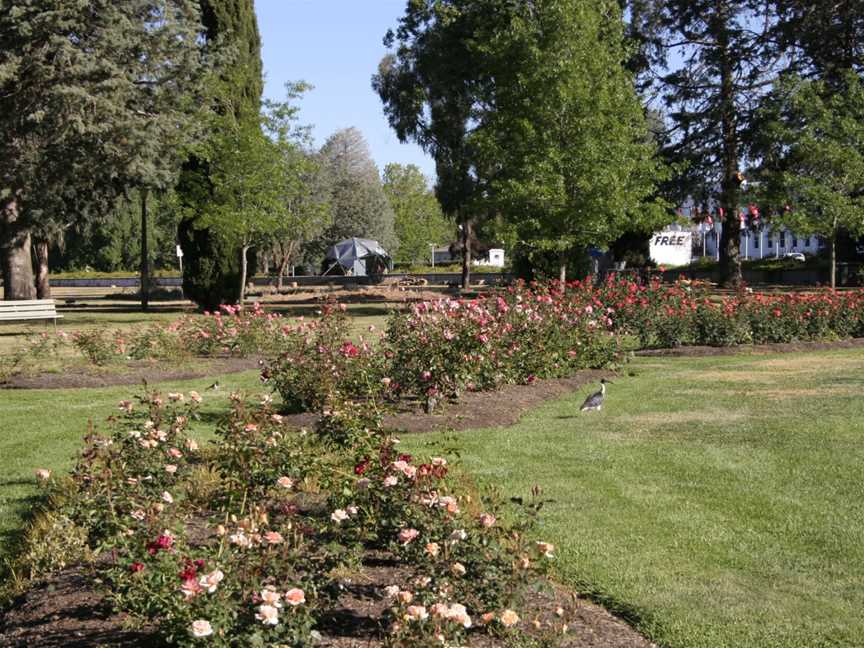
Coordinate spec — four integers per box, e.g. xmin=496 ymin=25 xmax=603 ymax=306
xmin=748 ymin=204 xmax=761 ymax=227
xmin=705 ymin=212 xmax=714 ymax=227
xmin=740 ymin=211 xmax=747 ymax=227
xmin=718 ymin=207 xmax=725 ymax=221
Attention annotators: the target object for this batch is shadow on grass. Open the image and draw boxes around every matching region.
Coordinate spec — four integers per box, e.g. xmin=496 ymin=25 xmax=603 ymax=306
xmin=195 ymin=410 xmax=228 ymax=427
xmin=0 ymin=492 xmax=44 ymax=569
xmin=568 ymin=580 xmax=655 ymax=641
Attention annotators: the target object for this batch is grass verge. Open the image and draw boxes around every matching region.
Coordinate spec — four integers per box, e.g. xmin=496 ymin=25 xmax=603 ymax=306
xmin=402 ymin=349 xmax=864 ymax=648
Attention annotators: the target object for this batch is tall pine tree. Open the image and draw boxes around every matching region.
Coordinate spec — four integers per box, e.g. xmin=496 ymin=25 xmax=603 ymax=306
xmin=771 ymin=1 xmax=864 ymax=87
xmin=626 ymin=1 xmax=778 ymax=285
xmin=318 ymin=128 xmax=397 ymax=256
xmin=177 ymin=0 xmax=265 ymax=308
xmin=0 ymin=0 xmax=208 ymax=300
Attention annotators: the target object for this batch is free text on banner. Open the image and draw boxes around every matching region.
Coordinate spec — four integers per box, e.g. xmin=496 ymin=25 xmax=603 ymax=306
xmin=649 ymin=231 xmax=693 ymax=267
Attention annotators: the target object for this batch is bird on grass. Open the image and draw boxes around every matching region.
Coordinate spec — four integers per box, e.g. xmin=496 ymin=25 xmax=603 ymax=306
xmin=206 ymin=381 xmax=220 ymax=391
xmin=580 ymin=378 xmax=613 ymax=412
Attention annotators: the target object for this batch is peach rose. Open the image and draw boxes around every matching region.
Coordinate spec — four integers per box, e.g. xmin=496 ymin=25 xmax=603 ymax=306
xmin=398 ymin=528 xmax=419 ymax=545
xmin=199 ymin=569 xmax=224 ymax=594
xmin=405 ymin=605 xmax=428 ymax=622
xmin=284 ymin=587 xmax=305 ymax=606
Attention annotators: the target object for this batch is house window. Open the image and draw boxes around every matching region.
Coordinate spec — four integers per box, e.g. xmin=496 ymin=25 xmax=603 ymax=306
xmin=754 ymin=236 xmax=760 ymax=249
xmin=768 ymin=238 xmax=773 ymax=248
xmin=792 ymin=237 xmax=798 ymax=247
xmin=779 ymin=232 xmax=786 ymax=247
xmin=804 ymin=237 xmax=810 ymax=247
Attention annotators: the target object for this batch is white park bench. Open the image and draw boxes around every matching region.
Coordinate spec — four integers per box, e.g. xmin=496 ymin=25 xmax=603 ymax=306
xmin=0 ymin=299 xmax=63 ymax=329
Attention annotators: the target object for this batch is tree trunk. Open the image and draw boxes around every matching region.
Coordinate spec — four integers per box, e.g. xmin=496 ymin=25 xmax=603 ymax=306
xmin=715 ymin=1 xmax=742 ymax=288
xmin=559 ymin=254 xmax=567 ymax=284
xmin=0 ymin=197 xmax=36 ymax=300
xmin=33 ymin=237 xmax=51 ymax=299
xmin=140 ymin=190 xmax=151 ymax=312
xmin=460 ymin=216 xmax=471 ymax=290
xmin=830 ymin=236 xmax=837 ymax=290
xmin=239 ymin=244 xmax=250 ymax=303
xmin=277 ymin=254 xmax=290 ymax=291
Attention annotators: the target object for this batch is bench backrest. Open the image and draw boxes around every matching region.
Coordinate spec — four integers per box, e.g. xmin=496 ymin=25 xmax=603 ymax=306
xmin=0 ymin=299 xmax=59 ymax=320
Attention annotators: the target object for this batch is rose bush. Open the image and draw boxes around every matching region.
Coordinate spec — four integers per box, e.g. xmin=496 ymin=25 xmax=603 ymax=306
xmin=25 ymin=385 xmax=557 ymax=646
xmin=265 ymin=303 xmax=388 ymax=415
xmin=382 ymin=285 xmax=622 ymax=412
xmin=572 ymin=276 xmax=864 ymax=348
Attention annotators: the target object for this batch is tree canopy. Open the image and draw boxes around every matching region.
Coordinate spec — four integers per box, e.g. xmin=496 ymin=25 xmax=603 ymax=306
xmin=0 ymin=0 xmax=210 ymax=299
xmin=755 ymin=72 xmax=864 ymax=288
xmin=382 ymin=163 xmax=449 ymax=265
xmin=373 ymin=0 xmax=491 ymax=286
xmin=472 ymin=0 xmax=667 ymax=282
xmin=318 ymin=128 xmax=397 ymax=256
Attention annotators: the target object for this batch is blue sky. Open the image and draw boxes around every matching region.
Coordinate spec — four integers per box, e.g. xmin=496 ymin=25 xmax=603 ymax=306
xmin=256 ymin=0 xmax=436 ymax=179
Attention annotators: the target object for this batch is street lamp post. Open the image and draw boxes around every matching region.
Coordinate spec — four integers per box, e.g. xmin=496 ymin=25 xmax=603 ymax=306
xmin=429 ymin=243 xmax=436 ymax=268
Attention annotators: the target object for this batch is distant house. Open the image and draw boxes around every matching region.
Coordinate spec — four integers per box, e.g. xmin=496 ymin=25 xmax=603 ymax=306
xmin=432 ymin=246 xmax=456 ymax=265
xmin=435 ymin=239 xmax=506 ymax=267
xmin=697 ymin=222 xmax=824 ymax=260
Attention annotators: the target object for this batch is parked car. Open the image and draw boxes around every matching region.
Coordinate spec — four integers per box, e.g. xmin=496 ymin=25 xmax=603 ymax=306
xmin=784 ymin=252 xmax=806 ymax=262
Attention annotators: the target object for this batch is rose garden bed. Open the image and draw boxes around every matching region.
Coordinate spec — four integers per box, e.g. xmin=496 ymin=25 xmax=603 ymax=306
xmin=0 ymin=385 xmax=655 ymax=648
xmin=0 ymin=560 xmax=654 ymax=647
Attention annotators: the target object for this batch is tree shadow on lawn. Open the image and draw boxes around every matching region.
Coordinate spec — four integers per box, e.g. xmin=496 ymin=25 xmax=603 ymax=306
xmin=0 ymin=490 xmax=44 ymax=564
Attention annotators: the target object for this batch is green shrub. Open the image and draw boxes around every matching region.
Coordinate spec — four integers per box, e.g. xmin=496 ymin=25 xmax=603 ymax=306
xmin=178 ymin=217 xmax=248 ymax=311
xmin=71 ymin=329 xmax=116 ymax=366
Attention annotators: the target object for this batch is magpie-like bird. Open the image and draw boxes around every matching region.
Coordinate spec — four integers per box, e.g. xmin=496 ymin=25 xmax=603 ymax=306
xmin=580 ymin=379 xmax=613 ymax=412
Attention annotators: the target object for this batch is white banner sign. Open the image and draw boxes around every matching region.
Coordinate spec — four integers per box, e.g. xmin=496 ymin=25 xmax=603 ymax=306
xmin=650 ymin=231 xmax=692 ymax=267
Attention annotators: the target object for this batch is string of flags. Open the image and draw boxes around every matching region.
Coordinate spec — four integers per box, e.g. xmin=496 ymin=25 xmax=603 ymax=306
xmin=682 ymin=173 xmax=795 ymax=230
xmin=688 ymin=203 xmax=790 ymax=230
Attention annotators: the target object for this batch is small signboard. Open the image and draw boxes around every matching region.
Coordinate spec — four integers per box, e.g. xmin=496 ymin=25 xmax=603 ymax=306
xmin=649 ymin=231 xmax=692 ymax=267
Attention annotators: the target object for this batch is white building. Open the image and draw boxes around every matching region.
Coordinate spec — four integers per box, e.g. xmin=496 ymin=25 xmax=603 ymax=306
xmin=432 ymin=246 xmax=506 ymax=267
xmin=699 ymin=222 xmax=823 ymax=260
xmin=475 ymin=248 xmax=505 ymax=267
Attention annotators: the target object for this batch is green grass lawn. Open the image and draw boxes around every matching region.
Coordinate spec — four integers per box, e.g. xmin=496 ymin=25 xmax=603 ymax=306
xmin=402 ymin=350 xmax=864 ymax=648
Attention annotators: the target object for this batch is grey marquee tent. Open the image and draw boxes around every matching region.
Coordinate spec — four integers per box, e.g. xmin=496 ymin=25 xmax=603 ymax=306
xmin=322 ymin=237 xmax=393 ymax=276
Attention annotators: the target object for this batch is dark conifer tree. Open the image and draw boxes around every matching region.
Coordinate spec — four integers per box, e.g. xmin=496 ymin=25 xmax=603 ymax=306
xmin=178 ymin=0 xmax=265 ymax=308
xmin=0 ymin=0 xmax=208 ymax=300
xmin=625 ymin=0 xmax=777 ymax=286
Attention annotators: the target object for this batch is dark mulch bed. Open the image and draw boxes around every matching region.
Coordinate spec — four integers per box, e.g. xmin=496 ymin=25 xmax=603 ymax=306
xmin=280 ymin=370 xmax=615 ymax=435
xmin=635 ymin=336 xmax=864 ymax=358
xmin=1 ymin=357 xmax=261 ymax=390
xmin=0 ymin=569 xmax=156 ymax=647
xmin=0 ymin=558 xmax=655 ymax=648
